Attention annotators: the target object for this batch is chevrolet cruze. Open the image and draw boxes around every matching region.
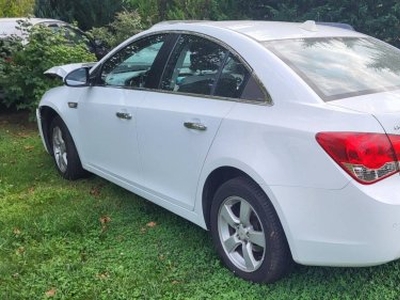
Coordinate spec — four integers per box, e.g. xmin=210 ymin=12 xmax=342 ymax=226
xmin=37 ymin=20 xmax=400 ymax=283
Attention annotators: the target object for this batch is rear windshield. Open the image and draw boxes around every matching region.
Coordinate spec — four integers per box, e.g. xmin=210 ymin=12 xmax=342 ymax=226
xmin=265 ymin=37 xmax=400 ymax=101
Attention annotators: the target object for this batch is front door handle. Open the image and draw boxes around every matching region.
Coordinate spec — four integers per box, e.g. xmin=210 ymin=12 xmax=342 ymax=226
xmin=116 ymin=112 xmax=132 ymax=120
xmin=184 ymin=122 xmax=207 ymax=131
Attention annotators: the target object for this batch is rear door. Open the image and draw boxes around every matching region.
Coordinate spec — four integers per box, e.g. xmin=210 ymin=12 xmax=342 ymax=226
xmin=136 ymin=34 xmax=252 ymax=209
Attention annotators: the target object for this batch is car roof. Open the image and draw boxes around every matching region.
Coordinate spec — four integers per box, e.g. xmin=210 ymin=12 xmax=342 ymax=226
xmin=0 ymin=18 xmax=67 ymax=37
xmin=151 ymin=20 xmax=363 ymax=42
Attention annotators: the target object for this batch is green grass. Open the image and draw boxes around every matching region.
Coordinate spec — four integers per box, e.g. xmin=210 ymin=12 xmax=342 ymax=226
xmin=1 ymin=112 xmax=400 ymax=299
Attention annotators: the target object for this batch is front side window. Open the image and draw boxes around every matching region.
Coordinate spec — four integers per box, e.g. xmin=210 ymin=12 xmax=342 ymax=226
xmin=266 ymin=37 xmax=400 ymax=101
xmin=99 ymin=34 xmax=165 ymax=88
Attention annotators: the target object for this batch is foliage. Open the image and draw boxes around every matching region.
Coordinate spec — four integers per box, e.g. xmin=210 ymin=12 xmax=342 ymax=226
xmin=0 ymin=20 xmax=95 ymax=115
xmin=34 ymin=0 xmax=123 ymax=30
xmin=89 ymin=11 xmax=143 ymax=49
xmin=123 ymin=0 xmax=160 ymax=27
xmin=119 ymin=1 xmax=400 ymax=47
xmin=0 ymin=0 xmax=34 ymax=17
xmin=123 ymin=0 xmax=226 ymax=25
xmin=208 ymin=0 xmax=400 ymax=48
xmin=2 ymin=114 xmax=400 ymax=298
xmin=31 ymin=0 xmax=400 ymax=49
xmin=164 ymin=0 xmax=222 ymax=21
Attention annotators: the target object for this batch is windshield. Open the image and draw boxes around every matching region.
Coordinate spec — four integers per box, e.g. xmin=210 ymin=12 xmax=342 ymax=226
xmin=265 ymin=37 xmax=400 ymax=101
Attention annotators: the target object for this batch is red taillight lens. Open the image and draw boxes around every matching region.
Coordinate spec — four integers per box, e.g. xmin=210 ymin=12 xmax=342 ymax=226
xmin=316 ymin=132 xmax=400 ymax=184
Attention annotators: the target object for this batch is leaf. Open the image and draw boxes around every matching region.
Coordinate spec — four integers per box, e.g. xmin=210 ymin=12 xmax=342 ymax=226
xmin=13 ymin=228 xmax=21 ymax=236
xmin=90 ymin=184 xmax=103 ymax=197
xmin=100 ymin=216 xmax=111 ymax=233
xmin=99 ymin=216 xmax=111 ymax=224
xmin=24 ymin=145 xmax=34 ymax=151
xmin=16 ymin=246 xmax=25 ymax=255
xmin=141 ymin=221 xmax=157 ymax=233
xmin=146 ymin=221 xmax=157 ymax=228
xmin=97 ymin=272 xmax=109 ymax=280
xmin=45 ymin=288 xmax=57 ymax=297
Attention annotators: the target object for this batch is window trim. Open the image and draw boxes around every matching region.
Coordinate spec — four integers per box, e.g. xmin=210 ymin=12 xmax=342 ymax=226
xmin=90 ymin=33 xmax=178 ymax=89
xmin=89 ymin=30 xmax=272 ymax=106
xmin=158 ymin=31 xmax=272 ymax=105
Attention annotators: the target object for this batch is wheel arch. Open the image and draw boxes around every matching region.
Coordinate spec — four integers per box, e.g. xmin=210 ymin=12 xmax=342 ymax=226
xmin=202 ymin=166 xmax=258 ymax=229
xmin=201 ymin=165 xmax=295 ymax=256
xmin=38 ymin=105 xmax=61 ymax=154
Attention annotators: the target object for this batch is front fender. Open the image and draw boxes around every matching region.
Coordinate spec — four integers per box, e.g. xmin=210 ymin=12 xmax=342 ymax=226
xmin=38 ymin=86 xmax=86 ymax=162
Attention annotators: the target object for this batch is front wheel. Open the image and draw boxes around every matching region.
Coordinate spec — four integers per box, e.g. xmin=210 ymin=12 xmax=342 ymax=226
xmin=49 ymin=116 xmax=86 ymax=180
xmin=210 ymin=177 xmax=293 ymax=283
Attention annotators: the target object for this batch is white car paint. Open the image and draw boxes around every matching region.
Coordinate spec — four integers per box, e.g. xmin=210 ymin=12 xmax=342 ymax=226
xmin=44 ymin=62 xmax=95 ymax=79
xmin=37 ymin=20 xmax=400 ymax=269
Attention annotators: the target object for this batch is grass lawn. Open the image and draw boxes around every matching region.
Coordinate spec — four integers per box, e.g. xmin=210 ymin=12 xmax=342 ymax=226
xmin=1 ymin=110 xmax=400 ymax=299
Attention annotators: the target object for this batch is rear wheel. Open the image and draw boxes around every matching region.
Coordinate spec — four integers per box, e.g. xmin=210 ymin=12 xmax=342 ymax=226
xmin=50 ymin=116 xmax=86 ymax=180
xmin=210 ymin=177 xmax=292 ymax=283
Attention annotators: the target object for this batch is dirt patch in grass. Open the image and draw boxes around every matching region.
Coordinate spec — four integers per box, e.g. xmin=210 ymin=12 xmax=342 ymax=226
xmin=0 ymin=108 xmax=36 ymax=131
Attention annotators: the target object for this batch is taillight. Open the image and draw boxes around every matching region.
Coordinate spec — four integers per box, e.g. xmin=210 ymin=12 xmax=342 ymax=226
xmin=316 ymin=132 xmax=400 ymax=184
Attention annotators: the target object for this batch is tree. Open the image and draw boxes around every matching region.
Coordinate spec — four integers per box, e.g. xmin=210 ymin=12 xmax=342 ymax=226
xmin=34 ymin=0 xmax=123 ymax=30
xmin=0 ymin=0 xmax=35 ymax=17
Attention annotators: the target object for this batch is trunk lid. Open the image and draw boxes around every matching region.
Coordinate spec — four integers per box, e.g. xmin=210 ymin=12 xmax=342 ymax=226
xmin=328 ymin=90 xmax=400 ymax=135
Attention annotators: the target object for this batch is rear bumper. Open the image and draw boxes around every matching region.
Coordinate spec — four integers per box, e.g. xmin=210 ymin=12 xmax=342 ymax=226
xmin=269 ymin=174 xmax=400 ymax=266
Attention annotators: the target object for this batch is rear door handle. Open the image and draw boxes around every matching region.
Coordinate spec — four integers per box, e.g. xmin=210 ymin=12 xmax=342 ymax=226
xmin=184 ymin=122 xmax=207 ymax=131
xmin=116 ymin=112 xmax=132 ymax=120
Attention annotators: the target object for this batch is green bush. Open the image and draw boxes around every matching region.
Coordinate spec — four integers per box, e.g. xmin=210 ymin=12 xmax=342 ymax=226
xmin=34 ymin=0 xmax=123 ymax=30
xmin=0 ymin=20 xmax=95 ymax=116
xmin=0 ymin=0 xmax=34 ymax=17
xmin=89 ymin=10 xmax=143 ymax=48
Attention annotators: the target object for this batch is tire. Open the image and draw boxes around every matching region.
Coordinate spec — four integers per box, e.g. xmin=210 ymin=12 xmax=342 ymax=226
xmin=210 ymin=177 xmax=293 ymax=283
xmin=49 ymin=116 xmax=86 ymax=180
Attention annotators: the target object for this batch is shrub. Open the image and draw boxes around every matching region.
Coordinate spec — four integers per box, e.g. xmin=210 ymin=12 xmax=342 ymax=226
xmin=89 ymin=10 xmax=143 ymax=49
xmin=34 ymin=0 xmax=123 ymax=30
xmin=0 ymin=0 xmax=34 ymax=17
xmin=0 ymin=19 xmax=96 ymax=116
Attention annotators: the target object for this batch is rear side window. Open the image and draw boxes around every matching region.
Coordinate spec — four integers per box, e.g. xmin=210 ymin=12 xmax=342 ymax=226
xmin=160 ymin=34 xmax=267 ymax=102
xmin=241 ymin=75 xmax=267 ymax=102
xmin=214 ymin=53 xmax=250 ymax=98
xmin=161 ymin=34 xmax=227 ymax=96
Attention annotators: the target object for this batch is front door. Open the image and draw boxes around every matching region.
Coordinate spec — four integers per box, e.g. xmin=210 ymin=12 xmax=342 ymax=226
xmin=77 ymin=34 xmax=168 ymax=186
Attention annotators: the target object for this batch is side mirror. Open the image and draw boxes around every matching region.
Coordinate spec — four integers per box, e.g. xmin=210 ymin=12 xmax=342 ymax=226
xmin=64 ymin=67 xmax=90 ymax=87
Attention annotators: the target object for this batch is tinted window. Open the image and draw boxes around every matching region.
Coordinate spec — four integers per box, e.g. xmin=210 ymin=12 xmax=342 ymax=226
xmin=160 ymin=34 xmax=266 ymax=101
xmin=100 ymin=34 xmax=165 ymax=88
xmin=161 ymin=35 xmax=228 ymax=96
xmin=214 ymin=53 xmax=250 ymax=98
xmin=266 ymin=37 xmax=400 ymax=101
xmin=241 ymin=75 xmax=267 ymax=102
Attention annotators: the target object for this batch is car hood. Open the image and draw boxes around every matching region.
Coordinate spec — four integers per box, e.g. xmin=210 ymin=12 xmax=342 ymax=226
xmin=44 ymin=62 xmax=96 ymax=79
xmin=328 ymin=90 xmax=400 ymax=135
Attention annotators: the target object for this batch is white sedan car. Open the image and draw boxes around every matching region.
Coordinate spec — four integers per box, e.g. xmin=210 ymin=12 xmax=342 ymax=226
xmin=37 ymin=20 xmax=400 ymax=283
